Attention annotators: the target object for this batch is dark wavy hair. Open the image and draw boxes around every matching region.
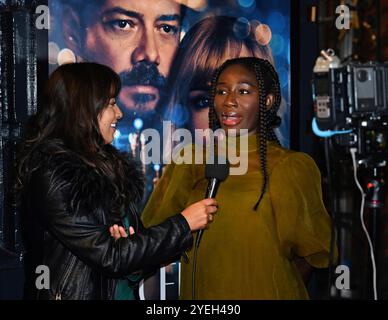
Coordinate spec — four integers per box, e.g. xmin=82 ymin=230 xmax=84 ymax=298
xmin=209 ymin=57 xmax=282 ymax=210
xmin=15 ymin=62 xmax=141 ymax=216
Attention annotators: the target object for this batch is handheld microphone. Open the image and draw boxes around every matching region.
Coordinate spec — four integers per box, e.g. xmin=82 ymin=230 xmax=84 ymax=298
xmin=197 ymin=155 xmax=230 ymax=245
xmin=192 ymin=154 xmax=229 ymax=299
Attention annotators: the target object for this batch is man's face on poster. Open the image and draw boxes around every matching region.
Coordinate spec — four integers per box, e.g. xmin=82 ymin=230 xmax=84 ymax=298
xmin=64 ymin=0 xmax=181 ymax=117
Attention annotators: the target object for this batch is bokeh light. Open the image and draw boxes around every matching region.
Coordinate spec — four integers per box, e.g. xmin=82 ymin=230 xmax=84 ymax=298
xmin=267 ymin=12 xmax=286 ymax=33
xmin=48 ymin=42 xmax=60 ymax=65
xmin=233 ymin=17 xmax=251 ymax=40
xmin=57 ymin=48 xmax=76 ymax=65
xmin=270 ymin=34 xmax=285 ymax=56
xmin=114 ymin=129 xmax=121 ymax=140
xmin=237 ymin=0 xmax=256 ymax=12
xmin=133 ymin=118 xmax=144 ymax=131
xmin=254 ymin=23 xmax=272 ymax=46
xmin=238 ymin=0 xmax=255 ymax=8
xmin=128 ymin=133 xmax=137 ymax=145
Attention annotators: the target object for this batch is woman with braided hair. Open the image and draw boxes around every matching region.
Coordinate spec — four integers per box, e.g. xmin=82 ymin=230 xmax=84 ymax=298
xmin=141 ymin=57 xmax=335 ymax=299
xmin=160 ymin=16 xmax=290 ymax=147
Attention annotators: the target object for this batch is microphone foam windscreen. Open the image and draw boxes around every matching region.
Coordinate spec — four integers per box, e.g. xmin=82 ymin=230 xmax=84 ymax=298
xmin=205 ymin=154 xmax=230 ymax=181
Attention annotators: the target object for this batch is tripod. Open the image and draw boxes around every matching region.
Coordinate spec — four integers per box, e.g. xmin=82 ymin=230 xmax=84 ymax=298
xmin=363 ymin=161 xmax=385 ymax=299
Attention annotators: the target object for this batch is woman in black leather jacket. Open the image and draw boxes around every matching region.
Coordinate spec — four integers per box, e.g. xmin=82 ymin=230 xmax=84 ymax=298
xmin=15 ymin=62 xmax=217 ymax=300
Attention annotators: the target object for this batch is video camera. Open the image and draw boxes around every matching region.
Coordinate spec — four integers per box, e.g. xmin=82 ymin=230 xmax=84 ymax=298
xmin=312 ymin=49 xmax=388 ymax=161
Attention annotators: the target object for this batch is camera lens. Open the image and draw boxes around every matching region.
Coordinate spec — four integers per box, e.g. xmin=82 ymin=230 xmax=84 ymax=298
xmin=357 ymin=70 xmax=368 ymax=82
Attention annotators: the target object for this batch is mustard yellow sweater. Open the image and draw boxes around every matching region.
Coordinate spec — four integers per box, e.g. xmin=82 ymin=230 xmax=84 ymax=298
xmin=142 ymin=134 xmax=335 ymax=300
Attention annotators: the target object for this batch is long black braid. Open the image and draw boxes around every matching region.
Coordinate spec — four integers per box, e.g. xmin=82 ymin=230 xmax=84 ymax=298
xmin=208 ymin=57 xmax=282 ymax=211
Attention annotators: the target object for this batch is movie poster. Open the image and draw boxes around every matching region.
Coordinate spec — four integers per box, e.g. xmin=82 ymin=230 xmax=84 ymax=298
xmin=48 ymin=0 xmax=291 ymax=299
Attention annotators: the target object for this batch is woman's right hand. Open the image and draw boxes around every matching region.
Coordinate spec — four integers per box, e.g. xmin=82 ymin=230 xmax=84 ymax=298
xmin=109 ymin=224 xmax=134 ymax=240
xmin=181 ymin=198 xmax=218 ymax=232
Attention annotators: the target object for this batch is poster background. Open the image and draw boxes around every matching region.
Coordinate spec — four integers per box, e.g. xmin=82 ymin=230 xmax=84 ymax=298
xmin=48 ymin=0 xmax=291 ymax=299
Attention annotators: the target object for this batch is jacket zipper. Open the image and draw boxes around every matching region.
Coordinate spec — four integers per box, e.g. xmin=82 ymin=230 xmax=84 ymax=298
xmin=55 ymin=255 xmax=77 ymax=300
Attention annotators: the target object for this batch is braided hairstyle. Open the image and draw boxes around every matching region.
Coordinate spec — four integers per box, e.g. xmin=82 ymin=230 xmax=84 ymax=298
xmin=208 ymin=57 xmax=282 ymax=210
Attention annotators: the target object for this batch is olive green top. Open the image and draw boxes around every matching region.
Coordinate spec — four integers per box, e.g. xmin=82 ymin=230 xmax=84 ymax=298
xmin=142 ymin=134 xmax=334 ymax=300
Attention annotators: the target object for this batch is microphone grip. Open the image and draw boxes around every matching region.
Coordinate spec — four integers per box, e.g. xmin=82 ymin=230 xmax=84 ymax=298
xmin=197 ymin=178 xmax=220 ymax=248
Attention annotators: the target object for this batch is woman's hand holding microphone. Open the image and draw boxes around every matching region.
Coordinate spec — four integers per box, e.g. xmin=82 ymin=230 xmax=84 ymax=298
xmin=109 ymin=199 xmax=218 ymax=239
xmin=180 ymin=198 xmax=218 ymax=231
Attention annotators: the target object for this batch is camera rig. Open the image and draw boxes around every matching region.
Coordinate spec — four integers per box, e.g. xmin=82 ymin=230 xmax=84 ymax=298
xmin=312 ymin=49 xmax=388 ymax=163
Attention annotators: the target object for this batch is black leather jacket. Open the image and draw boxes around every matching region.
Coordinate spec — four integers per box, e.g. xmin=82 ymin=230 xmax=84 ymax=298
xmin=21 ymin=142 xmax=193 ymax=300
